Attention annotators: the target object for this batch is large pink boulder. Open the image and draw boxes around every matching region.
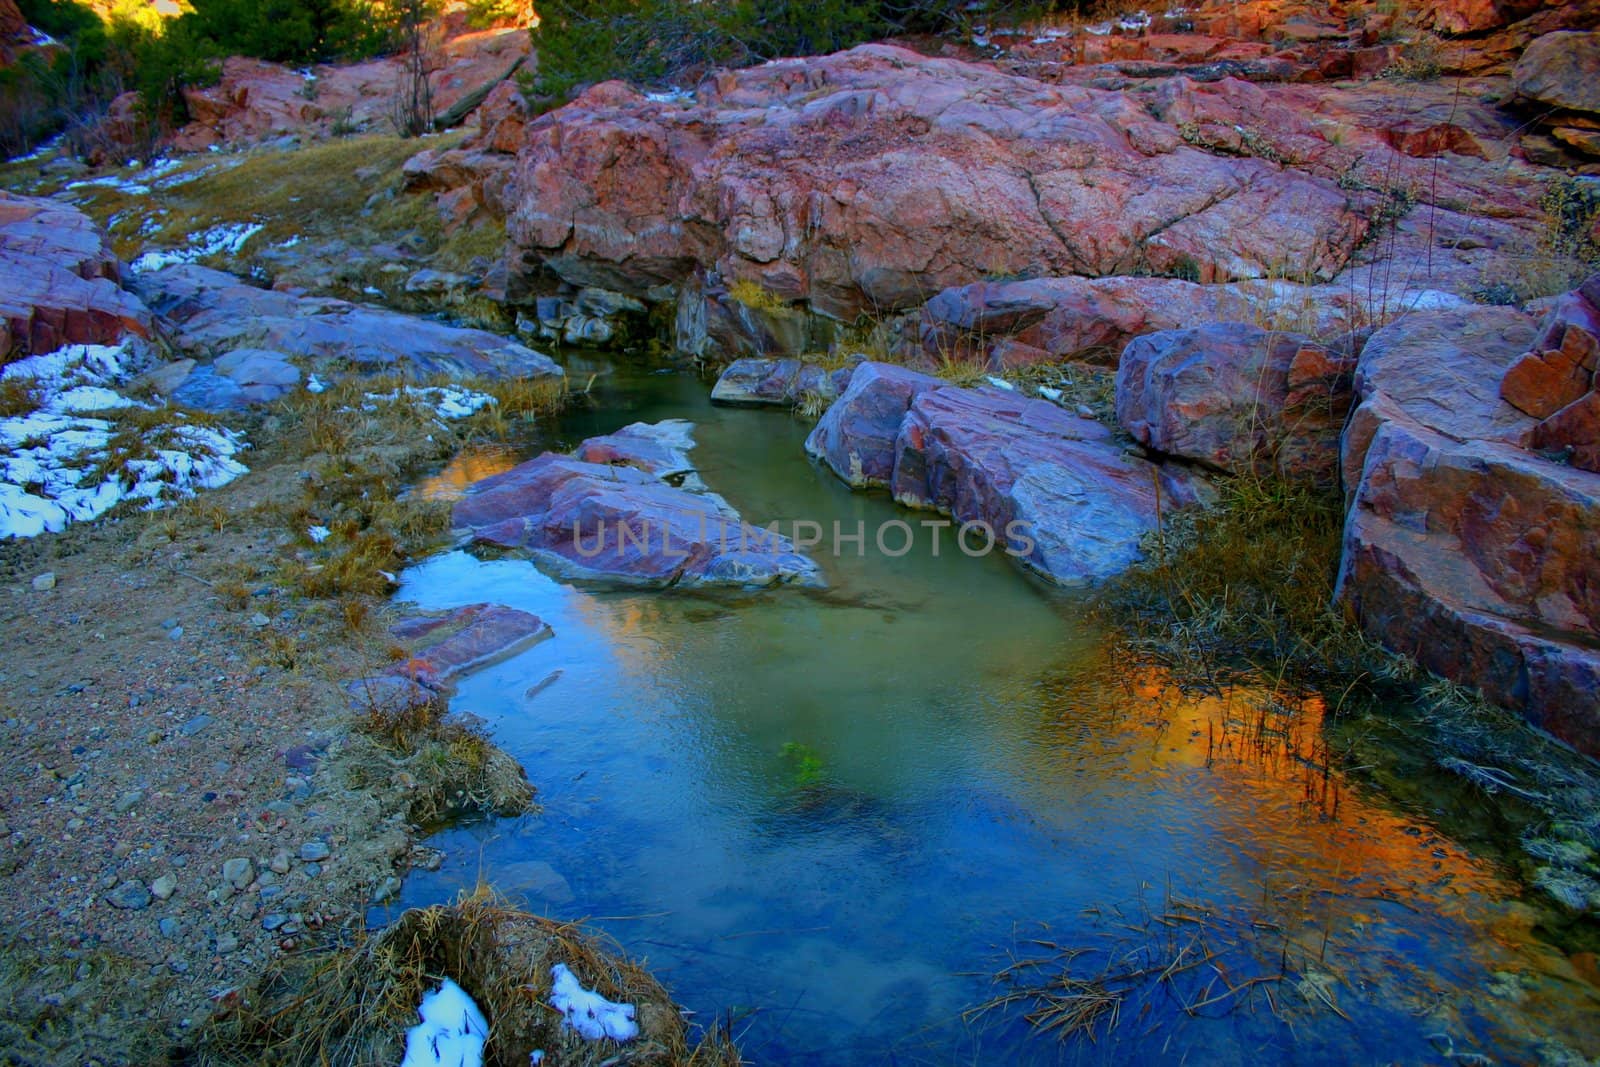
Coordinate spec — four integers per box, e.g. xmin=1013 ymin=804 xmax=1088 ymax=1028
xmin=1116 ymin=323 xmax=1355 ymax=485
xmin=0 ymin=193 xmax=153 ymax=355
xmin=1513 ymin=31 xmax=1600 ymax=115
xmin=806 ymin=362 xmax=1210 ymax=585
xmin=1336 ymin=307 xmax=1600 ymax=756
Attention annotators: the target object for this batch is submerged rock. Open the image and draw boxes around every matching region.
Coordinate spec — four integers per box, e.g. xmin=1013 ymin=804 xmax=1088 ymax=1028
xmin=1336 ymin=305 xmax=1600 ymax=757
xmin=389 ymin=603 xmax=551 ymax=687
xmin=133 ymin=265 xmax=561 ymax=382
xmin=807 ymin=361 xmax=1210 ymax=585
xmin=454 ymin=422 xmax=823 ymax=589
xmin=1116 ymin=322 xmax=1356 ymax=485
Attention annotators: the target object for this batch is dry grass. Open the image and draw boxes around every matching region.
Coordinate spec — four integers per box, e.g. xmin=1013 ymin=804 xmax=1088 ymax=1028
xmin=0 ymin=377 xmax=40 ymax=417
xmin=347 ymin=689 xmax=533 ymax=826
xmin=192 ymin=886 xmax=744 ymax=1067
xmin=726 ymin=279 xmax=789 ymax=313
xmin=1095 ymin=476 xmax=1390 ymax=697
xmin=968 ymin=884 xmax=1344 ymax=1046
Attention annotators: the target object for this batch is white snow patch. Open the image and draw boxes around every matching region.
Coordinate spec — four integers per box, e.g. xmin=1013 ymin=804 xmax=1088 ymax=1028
xmin=131 ymin=222 xmax=264 ymax=272
xmin=308 ymin=524 xmax=331 ymax=543
xmin=400 ymin=978 xmax=488 ymax=1067
xmin=364 ymin=387 xmax=496 ymax=421
xmin=984 ymin=375 xmax=1016 ymax=392
xmin=549 ymin=964 xmax=638 ymax=1043
xmin=0 ymin=344 xmax=248 ymax=540
xmin=644 ymin=88 xmax=694 ymax=104
xmin=306 ymin=374 xmax=327 ymax=394
xmin=1037 ymin=386 xmax=1064 ymax=402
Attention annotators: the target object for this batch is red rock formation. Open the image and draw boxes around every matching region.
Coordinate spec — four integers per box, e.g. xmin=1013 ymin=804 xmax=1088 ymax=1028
xmin=1338 ymin=305 xmax=1600 ymax=756
xmin=0 ymin=193 xmax=153 ymax=355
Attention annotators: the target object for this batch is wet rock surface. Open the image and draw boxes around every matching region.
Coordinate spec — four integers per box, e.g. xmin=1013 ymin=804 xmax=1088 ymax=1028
xmin=454 ymin=421 xmax=824 ymax=589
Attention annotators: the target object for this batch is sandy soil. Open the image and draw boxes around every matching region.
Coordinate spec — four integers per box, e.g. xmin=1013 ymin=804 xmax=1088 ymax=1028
xmin=0 ymin=419 xmax=466 ymax=1064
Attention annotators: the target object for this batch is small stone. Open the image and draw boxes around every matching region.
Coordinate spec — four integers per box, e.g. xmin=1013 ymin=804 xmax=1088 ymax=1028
xmin=160 ymin=617 xmax=179 ymax=631
xmin=215 ymin=934 xmax=238 ymax=954
xmin=105 ymin=881 xmax=152 ymax=910
xmin=268 ymin=849 xmax=292 ymax=875
xmin=370 ymin=876 xmax=401 ymax=903
xmin=302 ymin=862 xmax=321 ymax=877
xmin=114 ymin=790 xmax=144 ymax=813
xmin=180 ymin=714 xmax=212 ymax=737
xmin=32 ymin=572 xmax=56 ymax=591
xmin=151 ymin=874 xmax=178 ymax=901
xmin=158 ymin=917 xmax=181 ymax=938
xmin=167 ymin=626 xmax=184 ymax=640
xmin=298 ymin=841 xmax=330 ymax=862
xmin=261 ymin=913 xmax=288 ymax=931
xmin=221 ymin=857 xmax=255 ymax=889
xmin=249 ymin=613 xmax=271 ymax=628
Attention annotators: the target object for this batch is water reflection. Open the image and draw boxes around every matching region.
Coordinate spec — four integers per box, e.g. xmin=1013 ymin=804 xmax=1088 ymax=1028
xmin=383 ymin=363 xmax=1599 ymax=1064
xmin=410 ymin=443 xmax=521 ymax=501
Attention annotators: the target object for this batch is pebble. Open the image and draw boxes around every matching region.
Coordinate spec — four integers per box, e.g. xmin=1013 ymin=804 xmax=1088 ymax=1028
xmin=298 ymin=841 xmax=330 ymax=862
xmin=32 ymin=572 xmax=56 ymax=591
xmin=249 ymin=613 xmax=271 ymax=628
xmin=158 ymin=917 xmax=181 ymax=939
xmin=167 ymin=627 xmax=184 ymax=640
xmin=180 ymin=714 xmax=212 ymax=737
xmin=215 ymin=934 xmax=238 ymax=955
xmin=151 ymin=874 xmax=178 ymax=901
xmin=221 ymin=857 xmax=255 ymax=890
xmin=160 ymin=617 xmax=179 ymax=631
xmin=261 ymin=913 xmax=288 ymax=931
xmin=370 ymin=876 xmax=400 ymax=903
xmin=105 ymin=881 xmax=152 ymax=910
xmin=268 ymin=849 xmax=292 ymax=874
xmin=114 ymin=790 xmax=144 ymax=813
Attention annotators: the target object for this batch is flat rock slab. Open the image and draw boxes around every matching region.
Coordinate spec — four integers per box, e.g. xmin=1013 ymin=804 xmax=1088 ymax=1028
xmin=1336 ymin=306 xmax=1600 ymax=757
xmin=454 ymin=423 xmax=823 ymax=589
xmin=388 ymin=602 xmax=551 ymax=687
xmin=133 ymin=265 xmax=562 ymax=382
xmin=807 ymin=361 xmax=1211 ymax=585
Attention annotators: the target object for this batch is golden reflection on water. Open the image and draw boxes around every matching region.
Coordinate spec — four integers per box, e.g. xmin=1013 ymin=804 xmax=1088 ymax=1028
xmin=1028 ymin=657 xmax=1600 ymax=1050
xmin=412 ymin=444 xmax=521 ymax=501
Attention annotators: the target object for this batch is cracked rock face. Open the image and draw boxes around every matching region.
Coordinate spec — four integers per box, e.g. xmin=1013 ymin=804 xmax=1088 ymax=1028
xmin=1337 ymin=304 xmax=1600 ymax=757
xmin=505 ymin=44 xmax=1372 ymax=319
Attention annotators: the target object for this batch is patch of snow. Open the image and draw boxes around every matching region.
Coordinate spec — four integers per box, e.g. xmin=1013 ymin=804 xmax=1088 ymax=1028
xmin=362 ymin=285 xmax=384 ymax=296
xmin=10 ymin=133 xmax=65 ymax=163
xmin=308 ymin=524 xmax=330 ymax=543
xmin=644 ymin=88 xmax=694 ymax=104
xmin=549 ymin=964 xmax=639 ymax=1043
xmin=131 ymin=222 xmax=264 ymax=272
xmin=364 ymin=387 xmax=496 ymax=421
xmin=0 ymin=344 xmax=248 ymax=540
xmin=65 ymin=174 xmax=151 ymax=195
xmin=400 ymin=978 xmax=487 ymax=1067
xmin=1038 ymin=386 xmax=1063 ymax=402
xmin=984 ymin=375 xmax=1016 ymax=391
xmin=1119 ymin=11 xmax=1151 ymax=30
xmin=306 ymin=374 xmax=327 ymax=394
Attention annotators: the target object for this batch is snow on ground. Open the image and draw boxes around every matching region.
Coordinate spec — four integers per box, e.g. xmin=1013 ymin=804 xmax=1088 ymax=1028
xmin=130 ymin=222 xmax=264 ymax=272
xmin=362 ymin=386 xmax=496 ymax=421
xmin=0 ymin=344 xmax=248 ymax=539
xmin=549 ymin=963 xmax=639 ymax=1042
xmin=400 ymin=978 xmax=488 ymax=1067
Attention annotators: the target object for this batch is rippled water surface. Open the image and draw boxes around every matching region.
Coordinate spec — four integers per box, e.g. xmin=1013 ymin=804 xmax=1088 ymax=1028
xmin=387 ymin=357 xmax=1599 ymax=1063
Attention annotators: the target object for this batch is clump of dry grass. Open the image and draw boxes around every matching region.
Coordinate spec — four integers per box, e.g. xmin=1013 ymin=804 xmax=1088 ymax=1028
xmin=349 ymin=689 xmax=533 ymax=826
xmin=192 ymin=886 xmax=744 ymax=1067
xmin=968 ymin=885 xmax=1345 ymax=1047
xmin=1095 ymin=476 xmax=1389 ymax=696
xmin=0 ymin=377 xmax=40 ymax=417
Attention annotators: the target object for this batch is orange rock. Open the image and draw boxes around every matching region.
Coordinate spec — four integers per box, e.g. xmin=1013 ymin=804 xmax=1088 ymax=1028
xmin=1532 ymin=389 xmax=1600 ymax=472
xmin=1501 ymin=338 xmax=1596 ymax=419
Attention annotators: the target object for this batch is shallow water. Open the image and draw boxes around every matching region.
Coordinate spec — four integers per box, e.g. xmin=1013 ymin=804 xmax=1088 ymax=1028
xmin=387 ymin=357 xmax=1599 ymax=1063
